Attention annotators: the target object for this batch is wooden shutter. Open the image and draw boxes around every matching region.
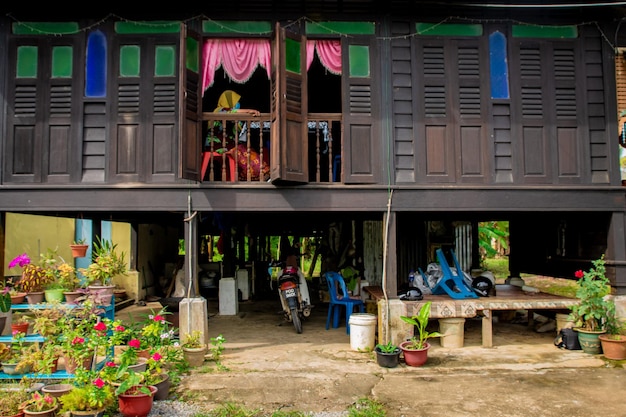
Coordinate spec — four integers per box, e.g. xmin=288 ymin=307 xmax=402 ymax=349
xmin=341 ymin=36 xmax=380 ymax=184
xmin=180 ymin=26 xmax=202 ymax=181
xmin=270 ymin=22 xmax=309 ymax=184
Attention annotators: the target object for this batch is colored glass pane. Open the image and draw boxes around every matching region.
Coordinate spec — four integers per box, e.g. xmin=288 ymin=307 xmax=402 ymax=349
xmin=52 ymin=46 xmax=72 ymax=78
xmin=489 ymin=31 xmax=509 ymax=99
xmin=202 ymin=20 xmax=272 ymax=34
xmin=155 ymin=46 xmax=175 ymax=77
xmin=349 ymin=45 xmax=369 ymax=78
xmin=115 ymin=21 xmax=180 ymax=34
xmin=85 ymin=31 xmax=107 ymax=97
xmin=186 ymin=37 xmax=199 ymax=73
xmin=285 ymin=37 xmax=301 ymax=74
xmin=306 ymin=21 xmax=375 ymax=35
xmin=12 ymin=22 xmax=79 ymax=35
xmin=120 ymin=45 xmax=140 ymax=77
xmin=16 ymin=46 xmax=37 ymax=78
xmin=416 ymin=23 xmax=482 ymax=36
xmin=512 ymin=25 xmax=577 ymax=38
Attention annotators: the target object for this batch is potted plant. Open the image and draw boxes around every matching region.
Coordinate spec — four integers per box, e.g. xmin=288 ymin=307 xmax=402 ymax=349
xmin=0 ymin=331 xmax=38 ymax=375
xmin=598 ymin=301 xmax=626 ymax=360
xmin=59 ymin=368 xmax=115 ymax=417
xmin=7 ymin=253 xmax=52 ymax=303
xmin=570 ymin=255 xmax=612 ymax=354
xmin=141 ymin=352 xmax=171 ymax=401
xmin=10 ymin=314 xmax=30 ymax=335
xmin=79 ymin=237 xmax=127 ymax=306
xmin=21 ymin=391 xmax=58 ymax=417
xmin=114 ymin=370 xmax=157 ymax=417
xmin=181 ymin=330 xmax=207 ymax=367
xmin=399 ymin=301 xmax=442 ymax=366
xmin=0 ymin=384 xmax=30 ymax=417
xmin=70 ymin=239 xmax=89 ymax=258
xmin=374 ymin=340 xmax=400 ymax=368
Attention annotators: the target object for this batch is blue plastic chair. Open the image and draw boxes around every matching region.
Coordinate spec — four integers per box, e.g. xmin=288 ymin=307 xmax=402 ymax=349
xmin=324 ymin=271 xmax=365 ymax=334
xmin=427 ymin=249 xmax=478 ymax=300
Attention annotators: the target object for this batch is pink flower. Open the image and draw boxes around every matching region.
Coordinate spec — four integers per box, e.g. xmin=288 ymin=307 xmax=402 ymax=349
xmin=115 ymin=325 xmax=125 ymax=332
xmin=93 ymin=378 xmax=105 ymax=388
xmin=8 ymin=253 xmax=30 ymax=269
xmin=44 ymin=396 xmax=54 ymax=405
xmin=94 ymin=322 xmax=107 ymax=332
xmin=128 ymin=339 xmax=141 ymax=349
xmin=12 ymin=330 xmax=18 ymax=337
xmin=72 ymin=336 xmax=85 ymax=345
xmin=153 ymin=315 xmax=164 ymax=322
xmin=152 ymin=352 xmax=162 ymax=361
xmin=105 ymin=361 xmax=116 ymax=367
xmin=574 ymin=270 xmax=584 ymax=279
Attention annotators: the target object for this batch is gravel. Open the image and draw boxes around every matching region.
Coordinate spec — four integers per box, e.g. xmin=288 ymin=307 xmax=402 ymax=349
xmin=139 ymin=400 xmax=349 ymax=416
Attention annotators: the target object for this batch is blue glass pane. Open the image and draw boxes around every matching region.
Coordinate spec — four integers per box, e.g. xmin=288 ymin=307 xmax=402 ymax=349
xmin=85 ymin=30 xmax=107 ymax=98
xmin=489 ymin=31 xmax=509 ymax=99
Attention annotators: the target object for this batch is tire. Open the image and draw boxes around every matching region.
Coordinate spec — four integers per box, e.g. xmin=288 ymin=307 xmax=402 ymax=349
xmin=290 ymin=307 xmax=302 ymax=333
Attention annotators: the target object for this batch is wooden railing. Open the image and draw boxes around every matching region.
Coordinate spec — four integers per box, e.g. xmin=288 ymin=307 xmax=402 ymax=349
xmin=201 ymin=112 xmax=342 ymax=183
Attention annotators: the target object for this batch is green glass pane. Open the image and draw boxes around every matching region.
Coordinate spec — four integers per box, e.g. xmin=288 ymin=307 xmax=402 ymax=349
xmin=512 ymin=25 xmax=577 ymax=38
xmin=285 ymin=37 xmax=301 ymax=75
xmin=155 ymin=46 xmax=175 ymax=77
xmin=306 ymin=21 xmax=375 ymax=35
xmin=202 ymin=20 xmax=272 ymax=34
xmin=415 ymin=23 xmax=482 ymax=36
xmin=115 ymin=21 xmax=180 ymax=34
xmin=120 ymin=45 xmax=140 ymax=77
xmin=52 ymin=46 xmax=72 ymax=78
xmin=349 ymin=45 xmax=369 ymax=78
xmin=16 ymin=46 xmax=38 ymax=78
xmin=12 ymin=22 xmax=79 ymax=35
xmin=186 ymin=37 xmax=199 ymax=73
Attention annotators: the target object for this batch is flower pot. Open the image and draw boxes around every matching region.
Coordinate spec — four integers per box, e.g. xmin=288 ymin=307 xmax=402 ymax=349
xmin=69 ymin=409 xmax=105 ymax=417
xmin=575 ymin=328 xmax=605 ymax=355
xmin=399 ymin=341 xmax=431 ymax=367
xmin=62 ymin=354 xmax=94 ymax=374
xmin=0 ymin=363 xmax=21 ymax=376
xmin=10 ymin=294 xmax=26 ymax=305
xmin=63 ymin=291 xmax=83 ymax=305
xmin=22 ymin=406 xmax=57 ymax=417
xmin=375 ymin=347 xmax=401 ymax=368
xmin=25 ymin=292 xmax=44 ymax=305
xmin=70 ymin=244 xmax=89 ymax=258
xmin=41 ymin=383 xmax=73 ymax=398
xmin=87 ymin=285 xmax=115 ymax=306
xmin=126 ymin=357 xmax=148 ymax=373
xmin=152 ymin=374 xmax=171 ymax=401
xmin=182 ymin=346 xmax=207 ymax=367
xmin=10 ymin=323 xmax=29 ymax=336
xmin=43 ymin=289 xmax=64 ymax=303
xmin=117 ymin=385 xmax=157 ymax=417
xmin=0 ymin=411 xmax=24 ymax=417
xmin=599 ymin=334 xmax=626 ymax=360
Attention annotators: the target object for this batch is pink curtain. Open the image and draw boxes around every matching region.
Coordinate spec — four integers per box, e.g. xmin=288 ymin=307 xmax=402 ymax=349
xmin=202 ymin=38 xmax=342 ymax=94
xmin=202 ymin=39 xmax=271 ymax=92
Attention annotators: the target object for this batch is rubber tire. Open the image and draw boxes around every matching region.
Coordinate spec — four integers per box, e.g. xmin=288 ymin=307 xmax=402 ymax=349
xmin=290 ymin=307 xmax=302 ymax=333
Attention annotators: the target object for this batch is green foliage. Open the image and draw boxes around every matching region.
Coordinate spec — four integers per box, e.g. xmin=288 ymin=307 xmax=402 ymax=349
xmin=374 ymin=340 xmax=398 ymax=353
xmin=209 ymin=334 xmax=226 ymax=364
xmin=570 ymin=255 xmax=613 ymax=332
xmin=347 ymin=397 xmax=387 ymax=417
xmin=478 ymin=221 xmax=509 ymax=259
xmin=400 ymin=301 xmax=442 ymax=349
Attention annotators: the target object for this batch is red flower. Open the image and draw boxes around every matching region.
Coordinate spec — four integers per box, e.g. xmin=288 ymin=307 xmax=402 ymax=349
xmin=94 ymin=322 xmax=107 ymax=332
xmin=115 ymin=325 xmax=125 ymax=332
xmin=574 ymin=270 xmax=584 ymax=279
xmin=72 ymin=336 xmax=85 ymax=345
xmin=128 ymin=339 xmax=141 ymax=349
xmin=93 ymin=378 xmax=105 ymax=389
xmin=152 ymin=352 xmax=162 ymax=361
xmin=153 ymin=315 xmax=164 ymax=322
xmin=105 ymin=361 xmax=116 ymax=367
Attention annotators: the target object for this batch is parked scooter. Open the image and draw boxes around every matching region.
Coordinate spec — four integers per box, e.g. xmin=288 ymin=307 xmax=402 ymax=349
xmin=269 ymin=261 xmax=312 ymax=333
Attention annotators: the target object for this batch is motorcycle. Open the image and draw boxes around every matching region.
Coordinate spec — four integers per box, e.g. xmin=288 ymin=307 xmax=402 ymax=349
xmin=269 ymin=261 xmax=312 ymax=333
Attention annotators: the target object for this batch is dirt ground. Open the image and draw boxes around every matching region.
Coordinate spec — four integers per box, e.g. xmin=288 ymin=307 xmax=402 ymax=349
xmin=119 ymin=294 xmax=626 ymax=417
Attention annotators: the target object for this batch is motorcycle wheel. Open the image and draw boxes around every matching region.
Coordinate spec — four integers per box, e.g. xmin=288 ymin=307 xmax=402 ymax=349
xmin=290 ymin=307 xmax=302 ymax=333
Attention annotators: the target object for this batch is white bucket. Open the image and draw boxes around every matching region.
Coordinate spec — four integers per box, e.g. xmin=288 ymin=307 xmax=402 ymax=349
xmin=439 ymin=318 xmax=465 ymax=348
xmin=349 ymin=313 xmax=377 ymax=351
xmin=556 ymin=313 xmax=575 ymax=335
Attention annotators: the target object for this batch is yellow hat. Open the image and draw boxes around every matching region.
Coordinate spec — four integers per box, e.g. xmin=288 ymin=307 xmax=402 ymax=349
xmin=214 ymin=90 xmax=241 ymax=112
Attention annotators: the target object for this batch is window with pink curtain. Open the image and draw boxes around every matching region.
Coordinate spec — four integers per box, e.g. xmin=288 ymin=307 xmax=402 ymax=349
xmin=202 ymin=38 xmax=341 ymax=94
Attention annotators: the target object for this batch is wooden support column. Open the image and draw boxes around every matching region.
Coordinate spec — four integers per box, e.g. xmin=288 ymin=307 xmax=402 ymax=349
xmin=481 ymin=309 xmax=493 ymax=348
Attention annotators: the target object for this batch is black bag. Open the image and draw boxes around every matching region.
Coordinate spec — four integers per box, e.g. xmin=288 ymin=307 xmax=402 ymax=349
xmin=554 ymin=328 xmax=581 ymax=350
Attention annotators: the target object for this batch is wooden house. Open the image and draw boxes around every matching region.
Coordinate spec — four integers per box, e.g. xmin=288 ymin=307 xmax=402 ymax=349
xmin=1 ymin=1 xmax=626 ymax=327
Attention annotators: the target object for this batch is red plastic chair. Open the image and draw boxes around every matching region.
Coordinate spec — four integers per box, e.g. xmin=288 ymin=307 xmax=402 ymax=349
xmin=201 ymin=151 xmax=236 ymax=182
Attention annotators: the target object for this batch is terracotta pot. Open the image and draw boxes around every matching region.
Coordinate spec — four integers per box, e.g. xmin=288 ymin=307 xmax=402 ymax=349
xmin=69 ymin=409 xmax=105 ymax=417
xmin=25 ymin=292 xmax=44 ymax=304
xmin=399 ymin=341 xmax=431 ymax=367
xmin=63 ymin=291 xmax=84 ymax=304
xmin=117 ymin=385 xmax=157 ymax=417
xmin=182 ymin=346 xmax=207 ymax=367
xmin=0 ymin=411 xmax=24 ymax=417
xmin=87 ymin=285 xmax=115 ymax=306
xmin=62 ymin=354 xmax=94 ymax=374
xmin=22 ymin=406 xmax=57 ymax=417
xmin=10 ymin=294 xmax=26 ymax=305
xmin=41 ymin=383 xmax=74 ymax=398
xmin=10 ymin=323 xmax=29 ymax=336
xmin=599 ymin=334 xmax=626 ymax=360
xmin=70 ymin=244 xmax=89 ymax=258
